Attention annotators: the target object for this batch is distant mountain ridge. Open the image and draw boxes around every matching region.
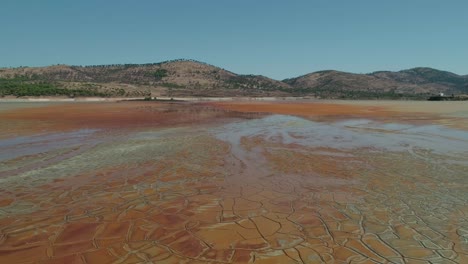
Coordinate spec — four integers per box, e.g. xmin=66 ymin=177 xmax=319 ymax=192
xmin=284 ymin=67 xmax=468 ymax=99
xmin=1 ymin=59 xmax=467 ymax=99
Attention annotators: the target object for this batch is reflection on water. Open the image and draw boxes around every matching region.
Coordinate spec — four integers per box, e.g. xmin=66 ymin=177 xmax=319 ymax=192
xmin=216 ymin=114 xmax=468 ymax=154
xmin=0 ymin=129 xmax=99 ymax=161
xmin=0 ymin=103 xmax=467 ymax=263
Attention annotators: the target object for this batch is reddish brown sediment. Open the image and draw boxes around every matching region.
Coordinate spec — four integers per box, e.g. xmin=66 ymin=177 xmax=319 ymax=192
xmin=210 ymin=100 xmax=468 ymax=130
xmin=0 ymin=101 xmax=264 ymax=138
xmin=210 ymin=101 xmax=415 ymax=121
xmin=0 ymin=101 xmax=467 ymax=263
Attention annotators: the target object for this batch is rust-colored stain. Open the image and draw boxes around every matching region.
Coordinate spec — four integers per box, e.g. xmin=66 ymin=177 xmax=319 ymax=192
xmin=0 ymin=102 xmax=247 ymax=138
xmin=0 ymin=101 xmax=467 ymax=263
xmin=211 ymin=101 xmax=408 ymax=120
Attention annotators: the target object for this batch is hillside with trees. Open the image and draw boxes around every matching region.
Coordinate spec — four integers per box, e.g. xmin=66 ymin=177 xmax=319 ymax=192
xmin=1 ymin=60 xmax=467 ymax=99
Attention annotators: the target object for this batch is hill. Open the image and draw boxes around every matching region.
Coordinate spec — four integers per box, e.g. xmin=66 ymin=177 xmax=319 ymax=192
xmin=1 ymin=60 xmax=467 ymax=99
xmin=0 ymin=60 xmax=290 ymax=98
xmin=284 ymin=67 xmax=468 ymax=99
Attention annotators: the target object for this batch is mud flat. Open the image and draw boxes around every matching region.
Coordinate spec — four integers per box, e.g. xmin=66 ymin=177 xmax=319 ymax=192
xmin=0 ymin=100 xmax=467 ymax=263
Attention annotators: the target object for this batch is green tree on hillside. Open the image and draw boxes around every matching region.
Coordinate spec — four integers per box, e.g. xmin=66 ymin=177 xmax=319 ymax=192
xmin=152 ymin=69 xmax=168 ymax=80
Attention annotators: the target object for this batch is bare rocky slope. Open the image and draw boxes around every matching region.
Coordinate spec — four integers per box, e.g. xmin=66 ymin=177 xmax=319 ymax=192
xmin=1 ymin=60 xmax=467 ymax=99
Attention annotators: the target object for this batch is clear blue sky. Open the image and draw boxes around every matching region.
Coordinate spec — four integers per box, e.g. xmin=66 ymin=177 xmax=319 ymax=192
xmin=1 ymin=0 xmax=467 ymax=79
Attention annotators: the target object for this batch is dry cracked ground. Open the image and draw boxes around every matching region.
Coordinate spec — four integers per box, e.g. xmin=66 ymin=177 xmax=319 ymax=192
xmin=0 ymin=100 xmax=467 ymax=263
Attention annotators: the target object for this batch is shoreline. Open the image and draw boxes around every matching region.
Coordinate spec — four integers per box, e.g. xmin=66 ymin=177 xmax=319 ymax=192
xmin=0 ymin=96 xmax=316 ymax=103
xmin=0 ymin=96 xmax=453 ymax=103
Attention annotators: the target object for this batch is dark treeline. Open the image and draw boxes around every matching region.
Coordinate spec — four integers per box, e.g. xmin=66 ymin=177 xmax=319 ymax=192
xmin=0 ymin=77 xmax=108 ymax=97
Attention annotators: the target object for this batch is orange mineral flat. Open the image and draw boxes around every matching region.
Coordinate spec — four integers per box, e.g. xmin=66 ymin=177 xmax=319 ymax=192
xmin=0 ymin=100 xmax=467 ymax=263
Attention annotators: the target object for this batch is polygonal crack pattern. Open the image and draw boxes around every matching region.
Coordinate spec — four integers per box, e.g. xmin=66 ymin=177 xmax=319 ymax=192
xmin=0 ymin=105 xmax=467 ymax=264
